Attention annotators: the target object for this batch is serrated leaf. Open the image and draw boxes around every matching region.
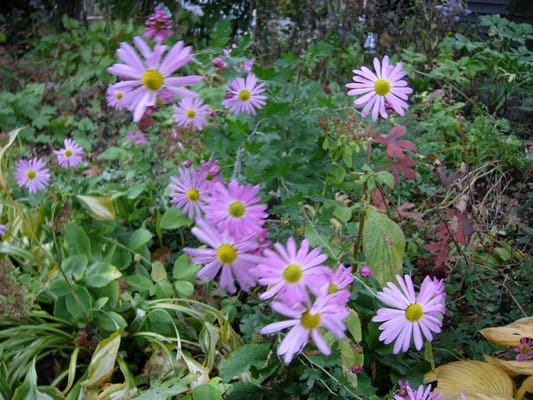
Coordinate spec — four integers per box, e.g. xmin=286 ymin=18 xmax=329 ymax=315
xmin=219 ymin=343 xmax=270 ymax=381
xmin=362 ymin=206 xmax=405 ymax=286
xmin=81 ymin=330 xmax=122 ymax=388
xmin=77 ymin=195 xmax=116 ymax=221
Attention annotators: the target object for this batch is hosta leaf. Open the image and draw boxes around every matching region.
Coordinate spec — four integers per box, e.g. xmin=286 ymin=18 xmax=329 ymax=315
xmin=516 ymin=375 xmax=533 ymax=400
xmin=425 ymin=360 xmax=514 ymax=399
xmin=484 ymin=354 xmax=533 ymax=377
xmin=480 ymin=317 xmax=533 ymax=347
xmin=362 ymin=206 xmax=405 ymax=286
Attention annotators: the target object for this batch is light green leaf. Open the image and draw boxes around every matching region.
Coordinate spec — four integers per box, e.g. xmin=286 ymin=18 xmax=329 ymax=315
xmin=160 ymin=207 xmax=191 ymax=230
xmin=77 ymin=195 xmax=116 ymax=221
xmin=84 ymin=261 xmax=121 ymax=288
xmin=362 ymin=206 xmax=405 ymax=286
xmin=346 ymin=308 xmax=362 ymax=342
xmin=0 ymin=128 xmax=21 ymax=189
xmin=127 ymin=228 xmax=153 ymax=251
xmin=81 ymin=330 xmax=122 ymax=389
xmin=174 ymin=280 xmax=195 ymax=297
xmin=151 ymin=261 xmax=167 ymax=282
xmin=339 ymin=339 xmax=363 ymax=389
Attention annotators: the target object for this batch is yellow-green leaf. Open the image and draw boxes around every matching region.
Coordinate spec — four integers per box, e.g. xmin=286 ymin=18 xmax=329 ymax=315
xmin=0 ymin=128 xmax=21 ymax=189
xmin=362 ymin=206 xmax=405 ymax=286
xmin=425 ymin=360 xmax=514 ymax=399
xmin=480 ymin=317 xmax=533 ymax=347
xmin=81 ymin=330 xmax=122 ymax=388
xmin=77 ymin=195 xmax=116 ymax=221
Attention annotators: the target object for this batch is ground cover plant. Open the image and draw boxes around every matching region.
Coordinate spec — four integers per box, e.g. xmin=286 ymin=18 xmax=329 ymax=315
xmin=0 ymin=2 xmax=532 ymax=400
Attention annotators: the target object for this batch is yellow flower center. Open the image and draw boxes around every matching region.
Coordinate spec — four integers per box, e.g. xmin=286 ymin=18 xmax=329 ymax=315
xmin=115 ymin=91 xmax=123 ymax=100
xmin=405 ymin=303 xmax=424 ymax=322
xmin=216 ymin=243 xmax=237 ymax=264
xmin=301 ymin=310 xmax=321 ymax=330
xmin=283 ymin=263 xmax=303 ymax=284
xmin=374 ymin=78 xmax=391 ymax=96
xmin=238 ymin=89 xmax=251 ymax=101
xmin=142 ymin=69 xmax=164 ymax=91
xmin=64 ymin=149 xmax=72 ymax=157
xmin=327 ymin=283 xmax=339 ymax=294
xmin=521 ymin=345 xmax=530 ymax=355
xmin=185 ymin=108 xmax=196 ymax=119
xmin=228 ymin=201 xmax=245 ymax=218
xmin=186 ymin=188 xmax=199 ymax=201
xmin=26 ymin=170 xmax=36 ymax=180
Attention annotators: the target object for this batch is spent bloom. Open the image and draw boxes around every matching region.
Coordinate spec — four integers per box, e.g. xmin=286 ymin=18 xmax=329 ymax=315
xmin=346 ymin=55 xmax=413 ymax=121
xmin=174 ymin=96 xmax=210 ymax=130
xmin=184 ymin=218 xmax=262 ymax=293
xmin=252 ymin=237 xmax=331 ymax=305
xmin=260 ymin=292 xmax=349 ymax=364
xmin=394 ymin=382 xmax=443 ymax=400
xmin=143 ymin=6 xmax=173 ymax=43
xmin=54 ymin=138 xmax=83 ymax=168
xmin=14 ymin=157 xmax=50 ymax=194
xmin=222 ymin=74 xmax=266 ymax=116
xmin=107 ymin=36 xmax=202 ymax=122
xmin=204 ymin=179 xmax=268 ymax=237
xmin=372 ymin=274 xmax=446 ymax=354
xmin=125 ymin=130 xmax=149 ymax=145
xmin=514 ymin=337 xmax=533 ymax=361
xmin=169 ymin=167 xmax=211 ymax=220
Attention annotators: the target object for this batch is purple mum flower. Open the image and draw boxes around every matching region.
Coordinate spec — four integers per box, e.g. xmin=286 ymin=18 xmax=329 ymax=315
xmin=514 ymin=337 xmax=533 ymax=361
xmin=107 ymin=36 xmax=203 ymax=122
xmin=204 ymin=179 xmax=268 ymax=237
xmin=222 ymin=74 xmax=266 ymax=115
xmin=143 ymin=6 xmax=173 ymax=43
xmin=14 ymin=157 xmax=50 ymax=194
xmin=174 ymin=96 xmax=210 ymax=131
xmin=54 ymin=138 xmax=83 ymax=168
xmin=260 ymin=292 xmax=349 ymax=364
xmin=372 ymin=274 xmax=446 ymax=354
xmin=346 ymin=55 xmax=413 ymax=121
xmin=252 ymin=237 xmax=331 ymax=305
xmin=169 ymin=167 xmax=210 ymax=220
xmin=184 ymin=218 xmax=262 ymax=293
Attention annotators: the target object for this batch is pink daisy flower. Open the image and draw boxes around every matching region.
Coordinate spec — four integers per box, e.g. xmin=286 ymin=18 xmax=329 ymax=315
xmin=169 ymin=167 xmax=210 ymax=220
xmin=252 ymin=237 xmax=331 ymax=305
xmin=174 ymin=96 xmax=210 ymax=130
xmin=193 ymin=160 xmax=224 ymax=191
xmin=54 ymin=138 xmax=83 ymax=168
xmin=204 ymin=179 xmax=268 ymax=237
xmin=317 ymin=264 xmax=353 ymax=305
xmin=346 ymin=55 xmax=413 ymax=121
xmin=106 ymin=84 xmax=130 ymax=110
xmin=394 ymin=382 xmax=443 ymax=400
xmin=184 ymin=218 xmax=263 ymax=293
xmin=143 ymin=6 xmax=173 ymax=43
xmin=14 ymin=157 xmax=50 ymax=194
xmin=260 ymin=292 xmax=349 ymax=364
xmin=513 ymin=337 xmax=533 ymax=361
xmin=372 ymin=274 xmax=446 ymax=354
xmin=107 ymin=36 xmax=203 ymax=122
xmin=222 ymin=74 xmax=266 ymax=115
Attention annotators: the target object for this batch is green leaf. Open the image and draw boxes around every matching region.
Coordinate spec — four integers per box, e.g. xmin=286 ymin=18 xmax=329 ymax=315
xmin=151 ymin=261 xmax=167 ymax=282
xmin=346 ymin=308 xmax=362 ymax=342
xmin=98 ymin=147 xmax=127 ymax=160
xmin=62 ymin=254 xmax=88 ymax=281
xmin=173 ymin=253 xmax=201 ymax=281
xmin=362 ymin=206 xmax=405 ymax=286
xmin=160 ymin=207 xmax=191 ymax=230
xmin=219 ymin=343 xmax=270 ymax=381
xmin=339 ymin=339 xmax=363 ymax=390
xmin=127 ymin=228 xmax=153 ymax=251
xmin=77 ymin=195 xmax=116 ymax=221
xmin=64 ymin=224 xmax=91 ymax=257
xmin=81 ymin=330 xmax=122 ymax=389
xmin=84 ymin=261 xmax=121 ymax=288
xmin=192 ymin=383 xmax=224 ymax=400
xmin=174 ymin=280 xmax=195 ymax=297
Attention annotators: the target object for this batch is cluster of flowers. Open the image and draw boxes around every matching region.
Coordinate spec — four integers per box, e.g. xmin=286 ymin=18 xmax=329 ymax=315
xmin=393 ymin=381 xmax=443 ymax=400
xmin=169 ymin=160 xmax=446 ymax=364
xmin=12 ymin=138 xmax=83 ymax=194
xmin=106 ymin=7 xmax=266 ymax=129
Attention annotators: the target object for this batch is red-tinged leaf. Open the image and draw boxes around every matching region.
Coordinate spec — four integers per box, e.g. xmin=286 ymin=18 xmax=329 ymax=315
xmin=374 ymin=126 xmax=417 ymax=160
xmin=449 ymin=209 xmax=473 ymax=245
xmin=371 ymin=188 xmax=388 ymax=209
xmin=391 ymin=157 xmax=417 ymax=183
xmin=396 ymin=202 xmax=422 ymax=222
